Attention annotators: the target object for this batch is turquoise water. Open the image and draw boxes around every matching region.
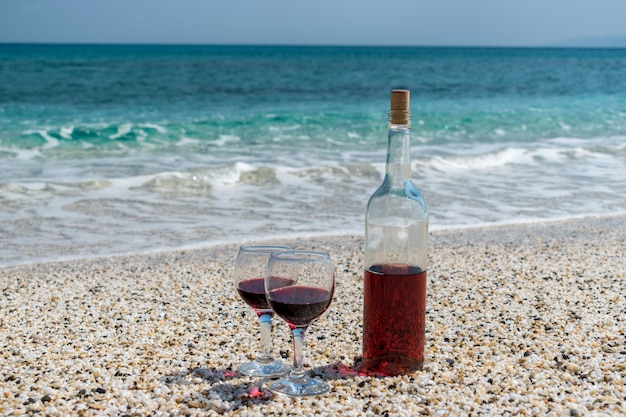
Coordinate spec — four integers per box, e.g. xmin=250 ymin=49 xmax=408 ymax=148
xmin=1 ymin=44 xmax=625 ymax=265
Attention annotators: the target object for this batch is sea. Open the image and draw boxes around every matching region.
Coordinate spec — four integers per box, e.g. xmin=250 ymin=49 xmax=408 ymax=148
xmin=1 ymin=44 xmax=625 ymax=266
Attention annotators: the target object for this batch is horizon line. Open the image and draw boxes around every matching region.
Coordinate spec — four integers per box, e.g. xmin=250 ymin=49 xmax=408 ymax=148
xmin=2 ymin=41 xmax=626 ymax=50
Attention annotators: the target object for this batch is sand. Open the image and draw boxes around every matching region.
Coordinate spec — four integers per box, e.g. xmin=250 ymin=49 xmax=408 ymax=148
xmin=0 ymin=215 xmax=624 ymax=416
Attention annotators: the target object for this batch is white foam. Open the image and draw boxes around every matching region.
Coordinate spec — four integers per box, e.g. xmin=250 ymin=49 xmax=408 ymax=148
xmin=0 ymin=146 xmax=43 ymax=160
xmin=421 ymin=135 xmax=626 ymax=175
xmin=124 ymin=162 xmax=258 ymax=192
xmin=213 ymin=134 xmax=240 ymax=147
xmin=213 ymin=162 xmax=255 ymax=186
xmin=60 ymin=126 xmax=74 ymax=140
xmin=176 ymin=137 xmax=200 ymax=147
xmin=426 ymin=147 xmax=534 ymax=172
xmin=141 ymin=123 xmax=167 ymax=133
xmin=21 ymin=129 xmax=60 ymax=150
xmin=1 ymin=132 xmax=625 ymax=267
xmin=109 ymin=123 xmax=132 ymax=140
xmin=135 ymin=129 xmax=148 ymax=142
xmin=268 ymin=124 xmax=301 ymax=132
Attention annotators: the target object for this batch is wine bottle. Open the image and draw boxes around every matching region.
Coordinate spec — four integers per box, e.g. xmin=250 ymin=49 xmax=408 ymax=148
xmin=362 ymin=89 xmax=429 ymax=376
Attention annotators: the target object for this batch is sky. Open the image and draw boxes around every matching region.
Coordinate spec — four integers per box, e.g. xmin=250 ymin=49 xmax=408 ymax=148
xmin=1 ymin=0 xmax=626 ymax=47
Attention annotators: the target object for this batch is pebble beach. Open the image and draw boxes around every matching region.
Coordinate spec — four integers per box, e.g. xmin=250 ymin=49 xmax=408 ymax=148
xmin=1 ymin=215 xmax=624 ymax=416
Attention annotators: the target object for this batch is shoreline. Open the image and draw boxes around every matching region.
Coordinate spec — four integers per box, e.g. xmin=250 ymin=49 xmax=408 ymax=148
xmin=0 ymin=214 xmax=624 ymax=415
xmin=3 ymin=212 xmax=625 ymax=269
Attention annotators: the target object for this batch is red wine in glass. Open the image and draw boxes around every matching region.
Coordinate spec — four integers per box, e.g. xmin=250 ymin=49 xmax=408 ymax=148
xmin=265 ymin=250 xmax=335 ymax=397
xmin=237 ymin=277 xmax=295 ymax=314
xmin=267 ymin=285 xmax=332 ymax=328
xmin=363 ymin=264 xmax=427 ymax=376
xmin=233 ymin=245 xmax=293 ymax=378
xmin=237 ymin=277 xmax=270 ymax=312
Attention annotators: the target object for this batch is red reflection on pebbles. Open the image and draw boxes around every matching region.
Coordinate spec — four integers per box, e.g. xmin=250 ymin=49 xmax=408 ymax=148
xmin=324 ymin=362 xmax=369 ymax=378
xmin=221 ymin=370 xmax=237 ymax=378
xmin=247 ymin=386 xmax=270 ymax=399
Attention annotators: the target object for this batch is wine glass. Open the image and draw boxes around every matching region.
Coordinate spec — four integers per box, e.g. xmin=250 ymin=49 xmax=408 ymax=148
xmin=234 ymin=245 xmax=292 ymax=377
xmin=265 ymin=250 xmax=335 ymax=396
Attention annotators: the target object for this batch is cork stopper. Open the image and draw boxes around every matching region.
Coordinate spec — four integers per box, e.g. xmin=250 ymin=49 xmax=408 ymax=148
xmin=389 ymin=89 xmax=411 ymax=126
xmin=390 ymin=89 xmax=410 ymax=111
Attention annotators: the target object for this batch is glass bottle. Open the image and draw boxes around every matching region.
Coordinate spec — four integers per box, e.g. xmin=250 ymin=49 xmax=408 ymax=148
xmin=362 ymin=89 xmax=429 ymax=376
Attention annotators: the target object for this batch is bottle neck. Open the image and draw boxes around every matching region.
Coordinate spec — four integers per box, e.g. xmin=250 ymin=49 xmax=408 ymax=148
xmin=386 ymin=111 xmax=412 ymax=186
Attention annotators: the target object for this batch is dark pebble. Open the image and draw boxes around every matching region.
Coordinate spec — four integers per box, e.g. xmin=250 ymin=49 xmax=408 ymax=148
xmin=93 ymin=387 xmax=106 ymax=394
xmin=41 ymin=395 xmax=52 ymax=403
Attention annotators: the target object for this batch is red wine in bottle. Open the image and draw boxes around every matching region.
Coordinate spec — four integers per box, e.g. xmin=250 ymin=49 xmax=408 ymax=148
xmin=363 ymin=264 xmax=426 ymax=375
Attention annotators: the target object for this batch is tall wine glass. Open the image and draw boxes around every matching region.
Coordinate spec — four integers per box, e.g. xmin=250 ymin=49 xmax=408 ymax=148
xmin=234 ymin=245 xmax=292 ymax=377
xmin=265 ymin=250 xmax=335 ymax=396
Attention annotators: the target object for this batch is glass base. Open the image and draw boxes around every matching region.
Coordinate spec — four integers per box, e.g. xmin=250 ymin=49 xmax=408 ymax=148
xmin=237 ymin=359 xmax=290 ymax=378
xmin=269 ymin=375 xmax=329 ymax=397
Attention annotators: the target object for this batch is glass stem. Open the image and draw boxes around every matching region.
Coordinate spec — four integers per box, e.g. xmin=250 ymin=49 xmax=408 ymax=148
xmin=256 ymin=313 xmax=273 ymax=364
xmin=289 ymin=327 xmax=308 ymax=381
